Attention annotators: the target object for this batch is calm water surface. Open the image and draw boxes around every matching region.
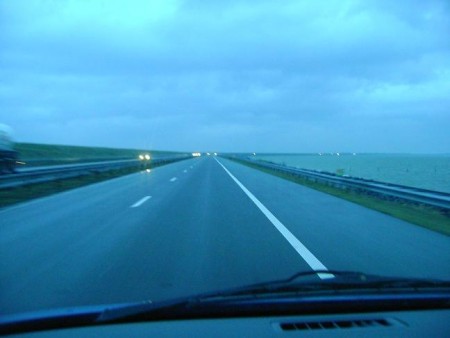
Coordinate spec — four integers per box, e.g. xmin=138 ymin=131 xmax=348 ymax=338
xmin=255 ymin=154 xmax=450 ymax=193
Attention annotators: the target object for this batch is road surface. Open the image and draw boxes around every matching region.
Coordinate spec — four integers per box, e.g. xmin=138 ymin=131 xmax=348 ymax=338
xmin=1 ymin=157 xmax=449 ymax=315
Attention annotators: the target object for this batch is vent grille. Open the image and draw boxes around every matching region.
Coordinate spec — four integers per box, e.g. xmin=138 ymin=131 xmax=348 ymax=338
xmin=279 ymin=318 xmax=400 ymax=331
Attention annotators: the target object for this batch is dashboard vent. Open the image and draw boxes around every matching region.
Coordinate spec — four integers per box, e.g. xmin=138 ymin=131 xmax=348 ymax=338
xmin=279 ymin=318 xmax=400 ymax=331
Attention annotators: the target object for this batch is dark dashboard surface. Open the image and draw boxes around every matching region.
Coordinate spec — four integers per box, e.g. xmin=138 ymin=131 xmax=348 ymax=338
xmin=7 ymin=309 xmax=450 ymax=337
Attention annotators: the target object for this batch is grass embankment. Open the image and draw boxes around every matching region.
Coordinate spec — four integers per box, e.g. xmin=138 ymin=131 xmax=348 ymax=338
xmin=0 ymin=167 xmax=141 ymax=208
xmin=231 ymin=158 xmax=450 ymax=236
xmin=15 ymin=143 xmax=178 ymax=166
xmin=1 ymin=143 xmax=185 ymax=208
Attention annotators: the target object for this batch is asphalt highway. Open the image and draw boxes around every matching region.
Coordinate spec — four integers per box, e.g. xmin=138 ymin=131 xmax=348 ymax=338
xmin=1 ymin=157 xmax=449 ymax=315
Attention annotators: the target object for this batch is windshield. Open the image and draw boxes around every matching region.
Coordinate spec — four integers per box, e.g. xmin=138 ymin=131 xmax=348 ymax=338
xmin=0 ymin=0 xmax=449 ymax=319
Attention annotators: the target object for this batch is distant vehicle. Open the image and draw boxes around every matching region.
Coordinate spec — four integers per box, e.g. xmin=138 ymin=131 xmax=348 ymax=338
xmin=0 ymin=123 xmax=18 ymax=174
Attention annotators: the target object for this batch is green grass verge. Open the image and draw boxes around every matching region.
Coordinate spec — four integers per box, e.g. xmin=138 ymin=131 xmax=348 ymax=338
xmin=231 ymin=158 xmax=450 ymax=236
xmin=0 ymin=161 xmax=175 ymax=209
xmin=15 ymin=142 xmax=185 ymax=166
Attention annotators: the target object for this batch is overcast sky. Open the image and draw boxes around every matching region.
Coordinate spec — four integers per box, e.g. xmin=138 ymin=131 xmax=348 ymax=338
xmin=0 ymin=0 xmax=449 ymax=153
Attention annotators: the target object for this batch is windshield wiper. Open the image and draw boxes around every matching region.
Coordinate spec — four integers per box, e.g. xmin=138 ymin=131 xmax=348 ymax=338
xmin=1 ymin=270 xmax=449 ymax=335
xmin=195 ymin=270 xmax=450 ymax=299
xmin=95 ymin=270 xmax=450 ymax=323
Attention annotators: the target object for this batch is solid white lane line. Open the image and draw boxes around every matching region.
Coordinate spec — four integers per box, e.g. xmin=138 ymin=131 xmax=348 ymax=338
xmin=131 ymin=196 xmax=152 ymax=208
xmin=170 ymin=177 xmax=177 ymax=182
xmin=215 ymin=158 xmax=333 ymax=280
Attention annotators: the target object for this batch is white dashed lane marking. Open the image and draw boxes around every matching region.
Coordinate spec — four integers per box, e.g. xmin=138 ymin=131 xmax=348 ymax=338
xmin=131 ymin=196 xmax=152 ymax=208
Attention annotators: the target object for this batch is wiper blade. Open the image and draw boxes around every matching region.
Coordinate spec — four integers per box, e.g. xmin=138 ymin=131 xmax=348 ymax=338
xmin=97 ymin=270 xmax=450 ymax=322
xmin=2 ymin=270 xmax=449 ymax=335
xmin=246 ymin=270 xmax=450 ymax=288
xmin=197 ymin=270 xmax=450 ymax=300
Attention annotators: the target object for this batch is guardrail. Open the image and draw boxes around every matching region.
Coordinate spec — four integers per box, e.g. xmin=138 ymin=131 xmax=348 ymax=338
xmin=0 ymin=156 xmax=191 ymax=189
xmin=15 ymin=156 xmax=134 ymax=167
xmin=228 ymin=156 xmax=450 ymax=211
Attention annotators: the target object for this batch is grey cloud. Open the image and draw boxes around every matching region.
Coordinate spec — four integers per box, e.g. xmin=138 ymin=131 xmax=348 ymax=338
xmin=0 ymin=0 xmax=449 ymax=152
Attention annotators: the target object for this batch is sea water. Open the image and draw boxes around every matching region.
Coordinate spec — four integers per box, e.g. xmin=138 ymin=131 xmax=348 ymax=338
xmin=254 ymin=153 xmax=450 ymax=193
